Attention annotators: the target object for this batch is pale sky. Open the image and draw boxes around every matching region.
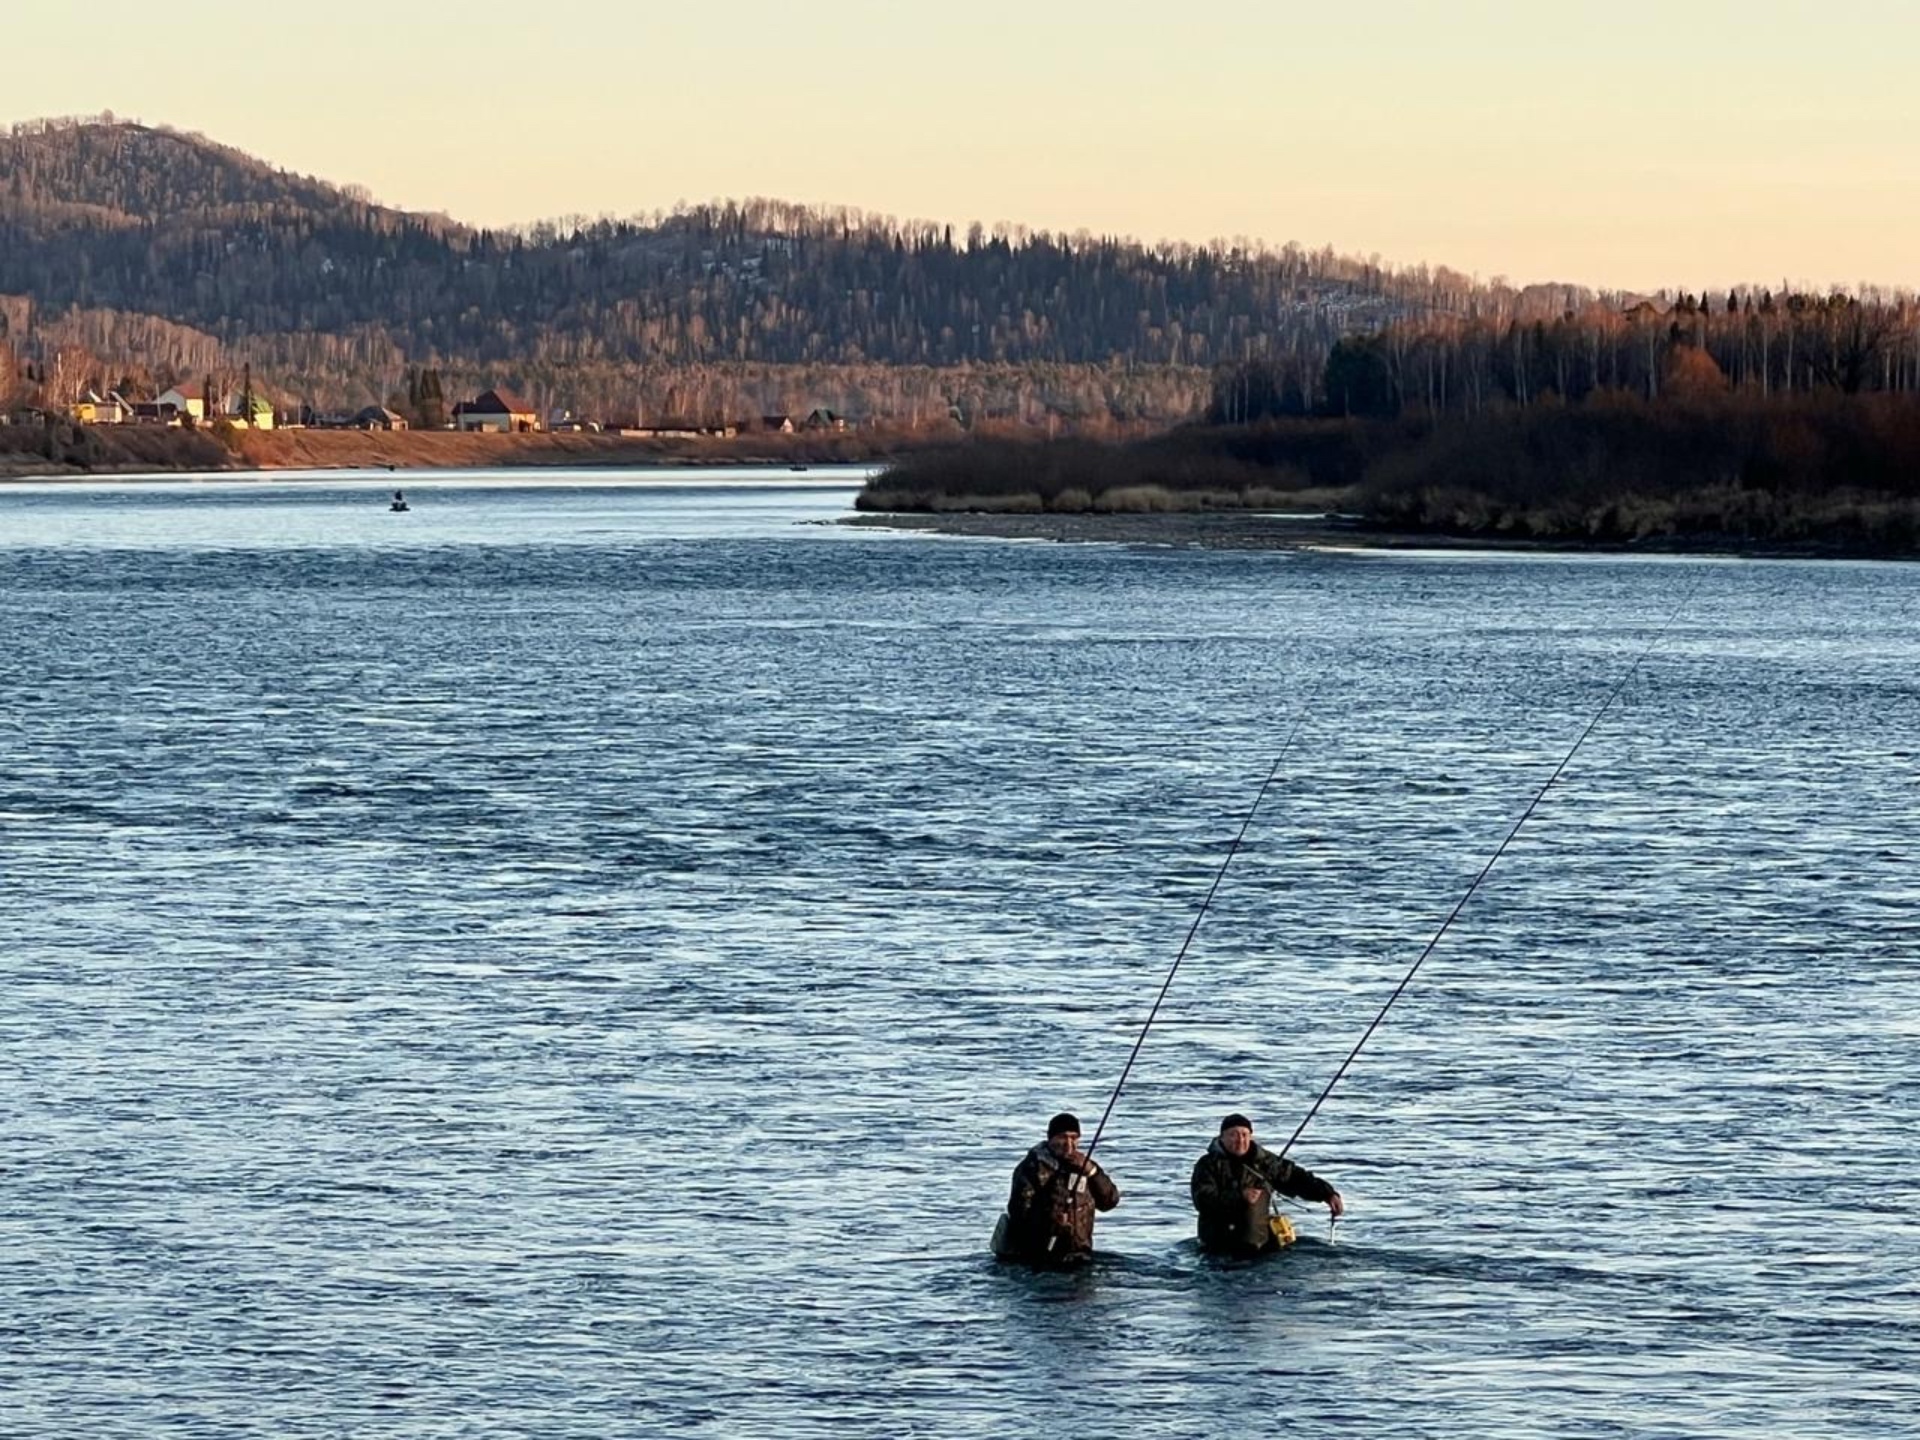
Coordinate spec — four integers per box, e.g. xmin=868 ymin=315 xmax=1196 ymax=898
xmin=9 ymin=0 xmax=1918 ymax=292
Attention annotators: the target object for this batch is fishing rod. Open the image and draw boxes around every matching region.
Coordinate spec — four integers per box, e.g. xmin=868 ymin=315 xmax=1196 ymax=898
xmin=1276 ymin=567 xmax=1710 ymax=1164
xmin=1077 ymin=693 xmax=1322 ymax=1174
xmin=1041 ymin=723 xmax=1310 ymax=1254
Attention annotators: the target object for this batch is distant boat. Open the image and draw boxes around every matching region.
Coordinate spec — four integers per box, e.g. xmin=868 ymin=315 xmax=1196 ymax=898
xmin=790 ymin=463 xmax=810 ymax=472
xmin=389 ymin=489 xmax=410 ymax=513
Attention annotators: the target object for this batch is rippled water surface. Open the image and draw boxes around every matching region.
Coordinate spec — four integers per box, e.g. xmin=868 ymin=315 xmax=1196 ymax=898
xmin=3 ymin=469 xmax=1917 ymax=1438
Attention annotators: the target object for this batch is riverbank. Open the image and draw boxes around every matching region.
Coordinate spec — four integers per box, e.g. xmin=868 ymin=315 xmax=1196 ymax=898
xmin=840 ymin=509 xmax=1388 ymax=549
xmin=231 ymin=428 xmax=900 ymax=472
xmin=0 ymin=421 xmax=232 ymax=477
xmin=857 ymin=397 xmax=1920 ymax=558
xmin=840 ymin=506 xmax=1917 ymax=560
xmin=0 ymin=423 xmax=932 ymax=479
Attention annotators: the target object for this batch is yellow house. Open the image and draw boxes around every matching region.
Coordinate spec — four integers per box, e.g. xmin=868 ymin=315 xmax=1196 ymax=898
xmin=70 ymin=390 xmax=133 ymax=424
xmin=226 ymin=394 xmax=275 ymax=430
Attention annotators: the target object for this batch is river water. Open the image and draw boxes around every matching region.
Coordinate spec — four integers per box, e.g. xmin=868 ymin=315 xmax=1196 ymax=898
xmin=2 ymin=469 xmax=1916 ymax=1438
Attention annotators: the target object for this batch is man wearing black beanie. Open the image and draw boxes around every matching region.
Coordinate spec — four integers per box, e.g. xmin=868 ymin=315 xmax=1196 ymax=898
xmin=994 ymin=1111 xmax=1121 ymax=1264
xmin=1191 ymin=1111 xmax=1343 ymax=1257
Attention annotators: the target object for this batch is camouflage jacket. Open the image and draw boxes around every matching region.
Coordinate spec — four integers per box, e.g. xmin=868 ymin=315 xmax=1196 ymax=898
xmin=1003 ymin=1142 xmax=1121 ymax=1261
xmin=1190 ymin=1137 xmax=1333 ymax=1253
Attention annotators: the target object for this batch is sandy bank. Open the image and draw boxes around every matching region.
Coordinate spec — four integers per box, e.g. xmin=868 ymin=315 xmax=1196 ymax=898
xmin=232 ymin=428 xmax=884 ymax=472
xmin=839 ymin=510 xmax=1479 ymax=551
xmin=0 ymin=425 xmax=913 ymax=479
xmin=837 ymin=508 xmax=1906 ymax=560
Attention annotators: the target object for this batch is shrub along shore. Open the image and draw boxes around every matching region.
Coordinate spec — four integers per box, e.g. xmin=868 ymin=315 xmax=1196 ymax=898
xmin=856 ymin=392 xmax=1920 ymax=557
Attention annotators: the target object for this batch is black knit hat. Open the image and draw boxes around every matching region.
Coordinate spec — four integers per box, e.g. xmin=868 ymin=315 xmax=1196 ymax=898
xmin=1219 ymin=1112 xmax=1254 ymax=1134
xmin=1047 ymin=1112 xmax=1081 ymax=1137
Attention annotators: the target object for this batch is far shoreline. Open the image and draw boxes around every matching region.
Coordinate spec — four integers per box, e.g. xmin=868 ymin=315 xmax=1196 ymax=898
xmin=0 ymin=460 xmax=879 ymax=485
xmin=836 ymin=508 xmax=1915 ymax=562
xmin=0 ymin=424 xmax=922 ymax=482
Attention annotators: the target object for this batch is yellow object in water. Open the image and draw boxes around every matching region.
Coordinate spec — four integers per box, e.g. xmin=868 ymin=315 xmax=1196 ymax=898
xmin=1268 ymin=1213 xmax=1298 ymax=1248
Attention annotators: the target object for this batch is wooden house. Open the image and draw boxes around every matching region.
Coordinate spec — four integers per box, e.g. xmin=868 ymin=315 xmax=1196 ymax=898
xmin=456 ymin=388 xmax=540 ymax=433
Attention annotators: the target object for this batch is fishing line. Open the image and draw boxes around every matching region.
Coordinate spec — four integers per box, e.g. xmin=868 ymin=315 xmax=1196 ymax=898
xmin=1277 ymin=565 xmax=1710 ymax=1162
xmin=1079 ymin=687 xmax=1321 ymax=1170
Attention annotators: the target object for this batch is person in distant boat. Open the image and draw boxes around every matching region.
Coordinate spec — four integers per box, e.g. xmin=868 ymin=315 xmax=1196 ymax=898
xmin=997 ymin=1112 xmax=1120 ymax=1264
xmin=1191 ymin=1112 xmax=1342 ymax=1257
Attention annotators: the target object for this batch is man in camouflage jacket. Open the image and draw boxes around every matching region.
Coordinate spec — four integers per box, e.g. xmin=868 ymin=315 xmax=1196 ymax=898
xmin=1190 ymin=1111 xmax=1343 ymax=1256
xmin=998 ymin=1112 xmax=1121 ymax=1264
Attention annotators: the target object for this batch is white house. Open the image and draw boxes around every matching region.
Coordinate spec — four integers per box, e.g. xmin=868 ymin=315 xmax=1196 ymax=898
xmin=455 ymin=388 xmax=539 ymax=433
xmin=154 ymin=383 xmax=208 ymax=421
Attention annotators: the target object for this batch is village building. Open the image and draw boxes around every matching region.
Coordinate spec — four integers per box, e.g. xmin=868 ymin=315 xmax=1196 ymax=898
xmin=354 ymin=405 xmax=409 ymax=431
xmin=222 ymin=393 xmax=275 ymax=430
xmin=154 ymin=382 xmax=208 ymax=421
xmin=760 ymin=414 xmax=795 ymax=434
xmin=623 ymin=420 xmax=738 ymax=439
xmin=803 ymin=407 xmax=848 ymax=431
xmin=455 ymin=388 xmax=540 ymax=433
xmin=547 ymin=407 xmax=604 ymax=433
xmin=70 ymin=390 xmax=133 ymax=425
xmin=142 ymin=382 xmax=275 ymax=428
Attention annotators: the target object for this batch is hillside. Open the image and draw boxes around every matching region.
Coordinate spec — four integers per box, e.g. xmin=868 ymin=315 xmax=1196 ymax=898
xmin=0 ymin=119 xmax=456 ymax=235
xmin=0 ymin=116 xmax=1579 ymax=421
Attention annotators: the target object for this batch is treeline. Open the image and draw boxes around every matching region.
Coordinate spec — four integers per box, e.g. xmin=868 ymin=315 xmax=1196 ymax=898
xmin=0 ymin=118 xmax=1439 ymax=371
xmin=1355 ymin=391 xmax=1920 ymax=549
xmin=1292 ymin=293 xmax=1920 ymax=422
xmin=862 ymin=392 xmax=1920 ymax=554
xmin=11 ymin=115 xmax=1918 ymax=454
xmin=2 ymin=118 xmax=1549 ymax=413
xmin=2 ymin=302 xmax=1212 ymax=432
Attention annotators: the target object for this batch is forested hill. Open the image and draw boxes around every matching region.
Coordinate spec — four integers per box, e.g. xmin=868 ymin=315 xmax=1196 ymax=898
xmin=0 ymin=119 xmax=458 ymax=237
xmin=0 ymin=117 xmax=1581 ymax=417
